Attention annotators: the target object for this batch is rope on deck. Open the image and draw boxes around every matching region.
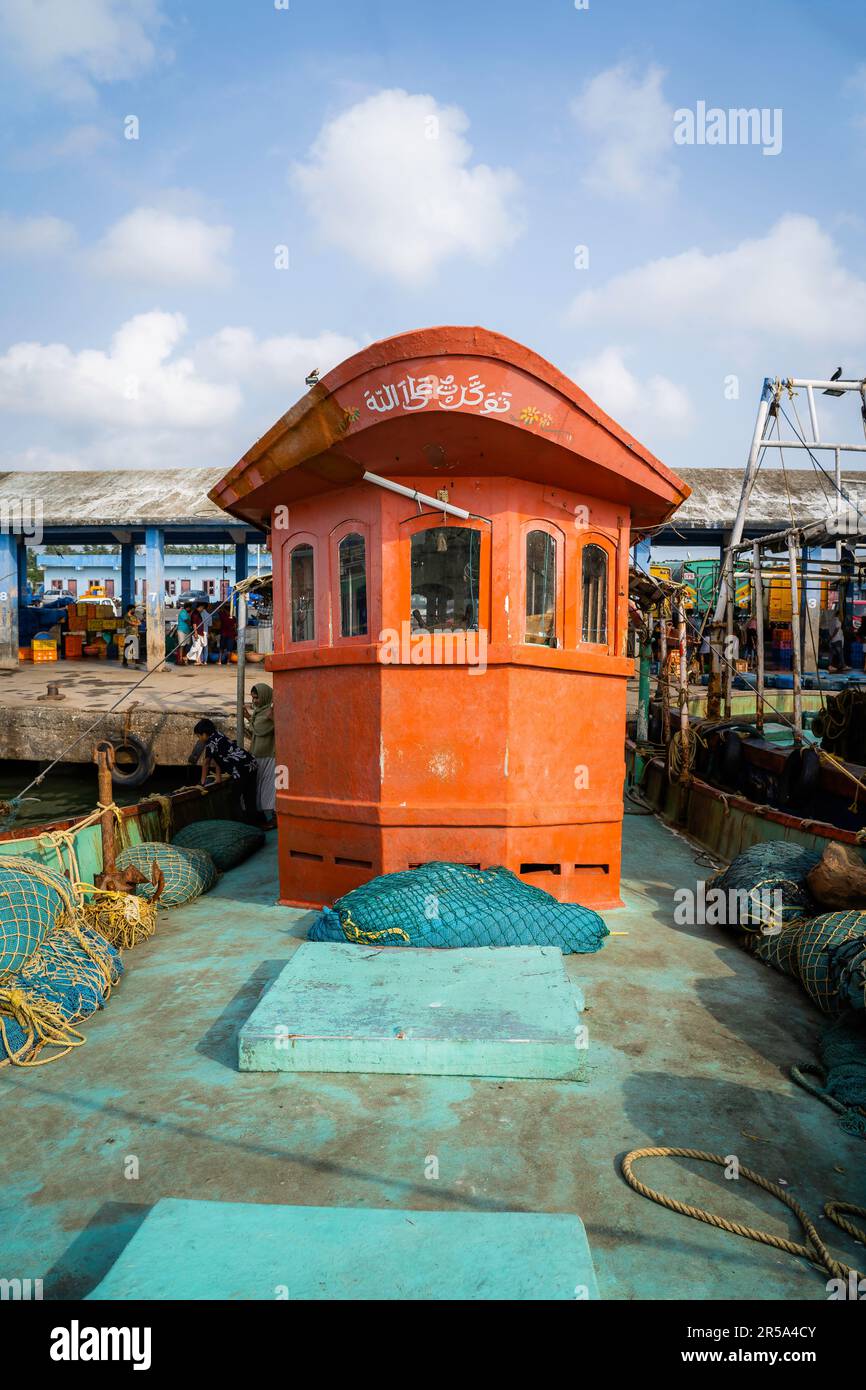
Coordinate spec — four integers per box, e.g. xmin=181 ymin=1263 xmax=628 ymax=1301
xmin=621 ymin=1146 xmax=865 ymax=1288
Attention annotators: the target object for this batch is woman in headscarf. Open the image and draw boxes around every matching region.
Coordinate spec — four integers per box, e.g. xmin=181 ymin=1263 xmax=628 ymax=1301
xmin=245 ymin=682 xmax=276 ymax=828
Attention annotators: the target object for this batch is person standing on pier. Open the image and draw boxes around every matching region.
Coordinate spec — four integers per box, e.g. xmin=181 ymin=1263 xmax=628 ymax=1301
xmin=245 ymin=683 xmax=276 ymax=829
xmin=219 ymin=607 xmax=237 ymax=664
xmin=176 ymin=602 xmax=192 ymax=665
xmin=828 ymin=611 xmax=847 ymax=672
xmin=188 ymin=605 xmax=206 ymax=666
xmin=122 ymin=605 xmax=142 ymax=669
xmin=200 ymin=603 xmax=215 ymax=664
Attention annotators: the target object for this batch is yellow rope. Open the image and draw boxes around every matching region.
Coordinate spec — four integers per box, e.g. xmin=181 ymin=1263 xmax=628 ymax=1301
xmin=621 ymin=1146 xmax=864 ymax=1287
xmin=0 ymin=987 xmax=86 ymax=1068
xmin=341 ymin=908 xmax=409 ymax=946
xmin=73 ymin=885 xmax=157 ymax=949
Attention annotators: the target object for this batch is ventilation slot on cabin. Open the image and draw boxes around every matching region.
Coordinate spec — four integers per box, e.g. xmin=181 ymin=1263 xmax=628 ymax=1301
xmin=335 ymin=857 xmax=373 ymax=869
xmin=520 ymin=863 xmax=561 ymax=876
xmin=290 ymin=850 xmax=324 ymax=862
xmin=409 ymin=862 xmax=481 ymax=871
xmin=573 ymin=864 xmax=610 ymax=875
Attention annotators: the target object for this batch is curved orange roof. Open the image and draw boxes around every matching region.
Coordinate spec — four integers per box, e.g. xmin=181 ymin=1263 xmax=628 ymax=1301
xmin=210 ymin=325 xmax=690 ymax=529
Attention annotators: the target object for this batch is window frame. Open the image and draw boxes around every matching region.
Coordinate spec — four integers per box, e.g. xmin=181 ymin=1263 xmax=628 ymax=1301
xmin=397 ymin=513 xmax=491 ymax=644
xmin=284 ymin=533 xmax=319 ymax=648
xmin=521 ymin=519 xmax=565 ymax=649
xmin=578 ymin=535 xmax=614 ymax=650
xmin=330 ymin=520 xmax=370 ymax=645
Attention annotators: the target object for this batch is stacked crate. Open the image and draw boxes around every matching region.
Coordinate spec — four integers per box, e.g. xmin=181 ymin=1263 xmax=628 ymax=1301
xmin=68 ymin=602 xmax=119 ymax=657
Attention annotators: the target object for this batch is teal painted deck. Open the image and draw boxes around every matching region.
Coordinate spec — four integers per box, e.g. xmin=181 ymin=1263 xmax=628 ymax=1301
xmin=239 ymin=942 xmax=585 ymax=1079
xmin=88 ymin=1197 xmax=598 ymax=1300
xmin=2 ymin=818 xmax=864 ymax=1301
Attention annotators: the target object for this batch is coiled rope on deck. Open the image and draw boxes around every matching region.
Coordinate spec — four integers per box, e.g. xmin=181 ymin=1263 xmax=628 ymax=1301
xmin=621 ymin=1146 xmax=865 ymax=1287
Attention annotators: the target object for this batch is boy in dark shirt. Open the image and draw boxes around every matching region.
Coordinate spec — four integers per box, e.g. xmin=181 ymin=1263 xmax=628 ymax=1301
xmin=193 ymin=718 xmax=260 ymax=820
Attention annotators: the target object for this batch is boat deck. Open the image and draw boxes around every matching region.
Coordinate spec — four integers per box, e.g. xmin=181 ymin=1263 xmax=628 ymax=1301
xmin=3 ymin=813 xmax=864 ymax=1301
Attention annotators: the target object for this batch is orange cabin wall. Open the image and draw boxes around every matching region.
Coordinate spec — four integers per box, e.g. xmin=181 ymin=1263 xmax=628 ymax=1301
xmin=266 ymin=474 xmax=632 ymax=910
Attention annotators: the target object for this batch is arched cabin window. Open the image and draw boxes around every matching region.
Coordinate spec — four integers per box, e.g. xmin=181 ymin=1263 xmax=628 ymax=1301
xmin=290 ymin=543 xmax=315 ymax=643
xmin=410 ymin=526 xmax=480 ymax=631
xmin=581 ymin=544 xmax=608 ymax=645
xmin=525 ymin=529 xmax=557 ymax=646
xmin=339 ymin=532 xmax=367 ymax=637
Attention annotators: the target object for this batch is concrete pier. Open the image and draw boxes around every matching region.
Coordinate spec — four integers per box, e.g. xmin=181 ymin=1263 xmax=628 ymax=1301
xmin=0 ymin=660 xmax=266 ymax=765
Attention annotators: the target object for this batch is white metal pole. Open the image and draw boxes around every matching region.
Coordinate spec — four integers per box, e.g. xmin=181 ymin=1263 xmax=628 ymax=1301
xmin=787 ymin=533 xmax=803 ymax=744
xmin=362 ymin=470 xmax=471 ymax=520
xmin=659 ymin=605 xmax=670 ymax=745
xmin=713 ymin=378 xmax=774 ymax=624
xmin=236 ymin=591 xmax=248 ymax=747
xmin=835 ymin=446 xmax=842 ymax=564
xmin=806 ymin=385 xmax=820 ymax=443
xmin=678 ymin=602 xmax=689 ymax=748
xmin=724 ymin=550 xmax=734 ymax=719
xmin=753 ymin=542 xmax=765 ymax=735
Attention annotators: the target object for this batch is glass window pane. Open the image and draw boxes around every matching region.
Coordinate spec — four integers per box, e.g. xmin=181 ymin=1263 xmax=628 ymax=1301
xmin=581 ymin=544 xmax=608 ymax=644
xmin=410 ymin=527 xmax=480 ymax=631
xmin=339 ymin=533 xmax=367 ymax=637
xmin=525 ymin=530 xmax=557 ymax=646
xmin=290 ymin=544 xmax=314 ymax=642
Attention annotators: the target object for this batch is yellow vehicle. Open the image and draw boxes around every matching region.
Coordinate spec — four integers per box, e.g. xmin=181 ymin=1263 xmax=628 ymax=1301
xmin=762 ymin=568 xmax=829 ymax=622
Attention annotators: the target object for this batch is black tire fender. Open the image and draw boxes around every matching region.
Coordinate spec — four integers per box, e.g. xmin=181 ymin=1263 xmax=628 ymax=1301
xmin=109 ymin=735 xmax=154 ymax=789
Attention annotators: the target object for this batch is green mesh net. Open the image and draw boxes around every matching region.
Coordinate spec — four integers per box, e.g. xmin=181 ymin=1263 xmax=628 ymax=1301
xmin=173 ymin=819 xmax=265 ymax=872
xmin=0 ymin=923 xmax=123 ymax=1066
xmin=309 ymin=861 xmax=609 ymax=953
xmin=750 ymin=923 xmax=801 ymax=977
xmin=116 ymin=841 xmax=219 ymax=906
xmin=795 ymin=911 xmax=866 ymax=1014
xmin=708 ymin=841 xmax=820 ymax=932
xmin=0 ymin=856 xmax=76 ymax=974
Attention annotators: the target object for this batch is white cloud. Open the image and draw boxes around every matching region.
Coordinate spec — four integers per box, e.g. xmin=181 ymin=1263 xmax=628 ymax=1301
xmin=573 ymin=347 xmax=693 ymax=438
xmin=0 ymin=213 xmax=75 ymax=256
xmin=0 ymin=311 xmax=240 ymax=430
xmin=0 ymin=315 xmax=364 ymax=471
xmin=196 ymin=327 xmax=360 ymax=389
xmin=0 ymin=0 xmax=166 ymax=101
xmin=292 ymin=88 xmax=521 ymax=284
xmin=89 ymin=207 xmax=233 ymax=287
xmin=571 ymin=63 xmax=676 ymax=200
xmin=571 ymin=215 xmax=866 ymax=346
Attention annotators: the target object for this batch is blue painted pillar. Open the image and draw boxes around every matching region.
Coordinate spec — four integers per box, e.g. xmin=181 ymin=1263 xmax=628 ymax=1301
xmin=121 ymin=542 xmax=136 ymax=615
xmin=633 ymin=535 xmax=652 ymax=575
xmin=145 ymin=527 xmax=165 ymax=668
xmin=234 ymin=542 xmax=248 ymax=585
xmin=17 ymin=541 xmax=28 ymax=603
xmin=0 ymin=533 xmax=20 ymax=667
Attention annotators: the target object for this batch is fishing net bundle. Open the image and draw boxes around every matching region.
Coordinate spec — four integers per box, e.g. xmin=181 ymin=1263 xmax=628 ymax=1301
xmin=707 ymin=841 xmax=821 ymax=933
xmin=0 ymin=855 xmax=77 ymax=974
xmin=750 ymin=909 xmax=866 ymax=1016
xmin=793 ymin=1014 xmax=866 ymax=1139
xmin=794 ymin=911 xmax=866 ymax=1014
xmin=308 ymin=861 xmax=609 ymax=953
xmin=173 ymin=819 xmax=265 ymax=872
xmin=77 ymin=891 xmax=158 ymax=950
xmin=0 ymin=922 xmax=123 ymax=1067
xmin=116 ymin=841 xmax=219 ymax=906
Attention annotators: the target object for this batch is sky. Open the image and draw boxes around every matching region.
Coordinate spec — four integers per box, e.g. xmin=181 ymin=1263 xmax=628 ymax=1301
xmin=1 ymin=0 xmax=865 ymax=481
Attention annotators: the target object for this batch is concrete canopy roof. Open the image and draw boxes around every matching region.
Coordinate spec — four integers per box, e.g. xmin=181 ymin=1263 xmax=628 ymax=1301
xmin=654 ymin=467 xmax=866 ymax=543
xmin=0 ymin=468 xmax=264 ymax=545
xmin=209 ymin=326 xmax=691 ymax=530
xmin=3 ymin=463 xmax=863 ymax=545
